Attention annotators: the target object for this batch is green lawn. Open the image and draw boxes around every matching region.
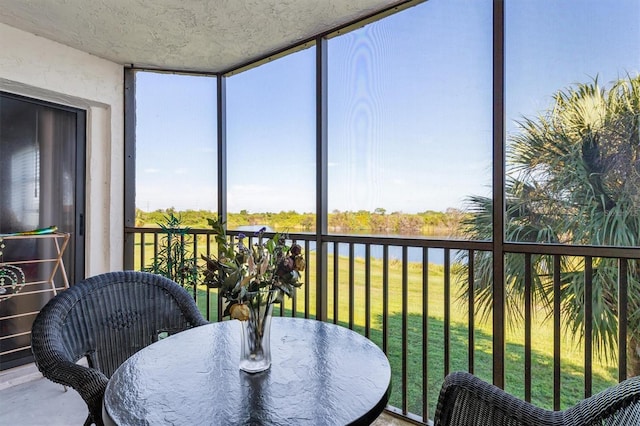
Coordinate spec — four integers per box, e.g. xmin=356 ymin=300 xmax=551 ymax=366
xmin=320 ymin=256 xmax=617 ymax=416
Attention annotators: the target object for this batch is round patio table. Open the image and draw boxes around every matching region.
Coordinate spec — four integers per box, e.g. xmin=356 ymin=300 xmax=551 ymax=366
xmin=102 ymin=317 xmax=391 ymax=425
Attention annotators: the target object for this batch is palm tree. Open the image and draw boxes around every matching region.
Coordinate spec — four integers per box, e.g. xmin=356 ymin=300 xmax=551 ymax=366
xmin=459 ymin=75 xmax=640 ymax=375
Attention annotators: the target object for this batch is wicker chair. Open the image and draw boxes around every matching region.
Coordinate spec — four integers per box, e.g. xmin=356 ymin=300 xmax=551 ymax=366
xmin=31 ymin=271 xmax=208 ymax=426
xmin=434 ymin=371 xmax=640 ymax=426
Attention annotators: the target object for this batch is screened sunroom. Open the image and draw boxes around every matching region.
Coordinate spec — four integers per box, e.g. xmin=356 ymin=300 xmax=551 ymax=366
xmin=1 ymin=1 xmax=639 ymax=424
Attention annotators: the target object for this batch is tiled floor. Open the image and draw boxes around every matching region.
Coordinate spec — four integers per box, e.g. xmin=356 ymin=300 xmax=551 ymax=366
xmin=1 ymin=372 xmax=87 ymax=425
xmin=0 ymin=364 xmax=413 ymax=426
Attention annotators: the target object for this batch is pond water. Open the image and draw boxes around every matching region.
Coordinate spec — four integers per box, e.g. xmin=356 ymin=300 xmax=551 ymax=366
xmin=235 ymin=225 xmax=465 ymax=265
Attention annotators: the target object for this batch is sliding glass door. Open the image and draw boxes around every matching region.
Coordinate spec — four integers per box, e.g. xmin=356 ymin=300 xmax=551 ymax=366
xmin=0 ymin=92 xmax=85 ymax=369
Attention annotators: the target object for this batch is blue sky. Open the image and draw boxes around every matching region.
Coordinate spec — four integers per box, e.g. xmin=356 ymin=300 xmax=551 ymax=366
xmin=136 ymin=0 xmax=639 ymax=214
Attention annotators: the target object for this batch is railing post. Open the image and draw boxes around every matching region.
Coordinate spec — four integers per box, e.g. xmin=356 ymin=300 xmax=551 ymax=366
xmin=618 ymin=258 xmax=628 ymax=381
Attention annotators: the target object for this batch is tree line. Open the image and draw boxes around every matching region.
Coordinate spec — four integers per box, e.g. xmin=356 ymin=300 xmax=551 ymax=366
xmin=135 ymin=207 xmax=465 ymax=237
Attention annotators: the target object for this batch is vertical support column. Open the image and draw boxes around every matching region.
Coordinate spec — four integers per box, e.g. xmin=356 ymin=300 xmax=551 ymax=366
xmin=492 ymin=0 xmax=506 ymax=389
xmin=316 ymin=37 xmax=328 ymax=322
xmin=123 ymin=68 xmax=136 ymax=270
xmin=217 ymin=76 xmax=227 ymax=226
xmin=217 ymin=75 xmax=227 ymax=322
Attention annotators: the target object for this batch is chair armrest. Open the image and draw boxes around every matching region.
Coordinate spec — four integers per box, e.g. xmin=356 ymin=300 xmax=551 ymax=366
xmin=36 ymin=357 xmax=109 ymax=426
xmin=434 ymin=372 xmax=562 ymax=426
xmin=39 ymin=357 xmax=109 ymax=409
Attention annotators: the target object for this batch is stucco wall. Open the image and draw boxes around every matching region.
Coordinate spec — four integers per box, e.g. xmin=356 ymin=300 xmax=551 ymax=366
xmin=0 ymin=22 xmax=124 ymax=275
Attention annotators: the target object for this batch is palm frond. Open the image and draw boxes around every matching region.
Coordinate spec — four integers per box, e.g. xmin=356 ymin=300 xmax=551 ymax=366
xmin=459 ymin=75 xmax=640 ymax=369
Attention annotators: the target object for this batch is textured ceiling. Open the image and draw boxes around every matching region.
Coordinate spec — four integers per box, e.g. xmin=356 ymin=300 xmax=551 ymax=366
xmin=0 ymin=0 xmax=407 ymax=73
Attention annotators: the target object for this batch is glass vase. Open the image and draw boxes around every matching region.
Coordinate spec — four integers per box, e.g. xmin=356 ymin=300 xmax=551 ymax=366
xmin=239 ymin=289 xmax=276 ymax=373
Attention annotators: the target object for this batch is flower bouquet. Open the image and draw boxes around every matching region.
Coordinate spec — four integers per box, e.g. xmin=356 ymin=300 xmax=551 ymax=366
xmin=201 ymin=218 xmax=305 ymax=372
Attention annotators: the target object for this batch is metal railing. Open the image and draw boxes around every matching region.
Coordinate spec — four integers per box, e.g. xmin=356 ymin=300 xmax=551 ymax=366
xmin=125 ymin=226 xmax=639 ymax=424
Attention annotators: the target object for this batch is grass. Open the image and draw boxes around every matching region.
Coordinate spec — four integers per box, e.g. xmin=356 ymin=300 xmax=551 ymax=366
xmin=319 ymin=255 xmax=617 ymax=417
xmin=134 ymin=238 xmax=619 ymax=420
